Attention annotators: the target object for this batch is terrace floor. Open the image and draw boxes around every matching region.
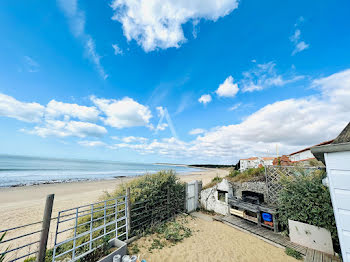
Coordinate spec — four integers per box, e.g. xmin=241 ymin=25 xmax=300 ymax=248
xmin=215 ymin=214 xmax=342 ymax=262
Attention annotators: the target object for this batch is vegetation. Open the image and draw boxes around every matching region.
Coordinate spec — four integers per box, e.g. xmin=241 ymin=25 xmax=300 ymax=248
xmin=202 ymin=175 xmax=223 ymax=189
xmin=227 ymin=167 xmax=265 ymax=182
xmin=51 ymin=170 xmax=185 ymax=261
xmin=128 ymin=215 xmax=192 ymax=254
xmin=278 ymin=169 xmax=339 ymax=251
xmin=285 ymin=247 xmax=303 ymax=260
xmin=23 ymin=248 xmax=53 ymax=262
xmin=0 ymin=233 xmax=8 ymax=262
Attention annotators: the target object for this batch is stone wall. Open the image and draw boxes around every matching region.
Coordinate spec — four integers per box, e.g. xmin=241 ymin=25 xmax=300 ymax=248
xmin=200 ymin=179 xmax=269 ymax=215
xmin=231 ymin=181 xmax=268 ymax=201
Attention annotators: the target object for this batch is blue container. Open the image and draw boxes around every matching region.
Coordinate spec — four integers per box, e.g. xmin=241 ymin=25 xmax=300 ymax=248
xmin=262 ymin=212 xmax=272 ymax=222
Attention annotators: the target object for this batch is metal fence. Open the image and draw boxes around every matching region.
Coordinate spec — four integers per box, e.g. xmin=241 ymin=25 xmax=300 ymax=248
xmin=52 ymin=195 xmax=128 ymax=262
xmin=130 ymin=187 xmax=185 ymax=236
xmin=0 ymin=220 xmax=42 ymax=262
xmin=1 ymin=185 xmax=188 ymax=262
xmin=265 ymin=165 xmax=326 ymax=205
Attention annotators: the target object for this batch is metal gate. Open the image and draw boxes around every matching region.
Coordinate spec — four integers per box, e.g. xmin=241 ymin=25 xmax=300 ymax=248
xmin=52 ymin=195 xmax=128 ymax=262
xmin=185 ymin=180 xmax=201 ymax=213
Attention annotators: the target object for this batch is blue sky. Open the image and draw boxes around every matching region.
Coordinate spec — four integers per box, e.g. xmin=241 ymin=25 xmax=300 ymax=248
xmin=0 ymin=0 xmax=349 ymax=164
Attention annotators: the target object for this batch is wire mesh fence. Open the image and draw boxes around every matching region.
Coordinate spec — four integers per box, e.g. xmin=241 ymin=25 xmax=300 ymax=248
xmin=129 ymin=187 xmax=186 ymax=237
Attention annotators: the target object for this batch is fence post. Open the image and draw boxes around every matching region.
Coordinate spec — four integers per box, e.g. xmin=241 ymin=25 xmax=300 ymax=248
xmin=37 ymin=194 xmax=54 ymax=262
xmin=126 ymin=188 xmax=131 ymax=237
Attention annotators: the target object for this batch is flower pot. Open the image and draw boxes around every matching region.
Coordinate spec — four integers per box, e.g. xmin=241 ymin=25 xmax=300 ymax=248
xmin=97 ymin=239 xmax=127 ymax=262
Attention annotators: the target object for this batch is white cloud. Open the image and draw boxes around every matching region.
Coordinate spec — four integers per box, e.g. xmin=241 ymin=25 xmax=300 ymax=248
xmin=91 ymin=96 xmax=152 ymax=128
xmin=57 ymin=0 xmax=107 ymax=79
xmin=24 ymin=56 xmax=40 ymax=73
xmin=292 ymin=41 xmax=309 ymax=55
xmin=121 ymin=136 xmax=148 ymax=143
xmin=241 ymin=62 xmax=303 ymax=92
xmin=110 ymin=0 xmax=239 ymax=52
xmin=85 ymin=37 xmax=108 ymax=79
xmin=216 ymin=76 xmax=239 ymax=97
xmin=46 ymin=100 xmax=100 ymax=122
xmin=24 ymin=120 xmax=107 ymax=138
xmin=78 ymin=140 xmax=106 ymax=147
xmin=112 ymin=44 xmax=123 ymax=55
xmin=198 ymin=94 xmax=212 ymax=104
xmin=312 ymin=69 xmax=350 ymax=111
xmin=103 ymin=68 xmax=350 ymax=163
xmin=228 ymin=103 xmax=241 ymax=111
xmin=290 ymin=18 xmax=309 ymax=55
xmin=189 ymin=128 xmax=205 ymax=135
xmin=0 ymin=93 xmax=44 ymax=122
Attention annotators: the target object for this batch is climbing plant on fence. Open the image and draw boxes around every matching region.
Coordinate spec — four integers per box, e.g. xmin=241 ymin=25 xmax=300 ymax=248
xmin=106 ymin=170 xmax=186 ymax=236
xmin=277 ymin=169 xmax=339 ymax=251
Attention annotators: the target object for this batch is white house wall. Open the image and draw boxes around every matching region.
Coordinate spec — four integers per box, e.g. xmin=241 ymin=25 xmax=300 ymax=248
xmin=325 ymin=151 xmax=350 ymax=261
xmin=290 ymin=149 xmax=315 ymax=162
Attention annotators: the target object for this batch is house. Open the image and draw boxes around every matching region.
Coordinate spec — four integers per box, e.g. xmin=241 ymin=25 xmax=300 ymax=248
xmin=289 ymin=140 xmax=334 ymax=162
xmin=239 ymin=157 xmax=275 ymax=171
xmin=311 ymin=122 xmax=350 ymax=262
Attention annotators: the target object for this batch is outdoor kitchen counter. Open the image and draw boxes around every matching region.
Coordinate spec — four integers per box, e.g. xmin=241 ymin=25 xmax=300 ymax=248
xmin=228 ymin=197 xmax=279 ymax=232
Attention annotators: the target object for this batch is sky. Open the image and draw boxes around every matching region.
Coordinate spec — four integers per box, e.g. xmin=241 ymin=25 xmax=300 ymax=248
xmin=0 ymin=0 xmax=350 ymax=164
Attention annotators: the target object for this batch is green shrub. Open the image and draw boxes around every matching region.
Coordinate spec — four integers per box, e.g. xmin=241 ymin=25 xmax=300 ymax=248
xmin=202 ymin=175 xmax=223 ymax=189
xmin=227 ymin=167 xmax=265 ymax=182
xmin=285 ymin=247 xmax=303 ymax=260
xmin=278 ymin=170 xmax=339 ymax=251
xmin=228 ymin=169 xmax=240 ymax=178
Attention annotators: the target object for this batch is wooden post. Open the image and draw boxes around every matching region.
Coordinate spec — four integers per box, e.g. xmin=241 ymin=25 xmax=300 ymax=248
xmin=37 ymin=194 xmax=54 ymax=262
xmin=126 ymin=188 xmax=131 ymax=236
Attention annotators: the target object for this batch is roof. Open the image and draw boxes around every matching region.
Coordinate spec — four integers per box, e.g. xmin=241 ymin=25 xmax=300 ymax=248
xmin=240 ymin=157 xmax=275 ymax=161
xmin=332 ymin=122 xmax=350 ymax=144
xmin=289 ymin=140 xmax=334 ymax=156
xmin=311 ymin=122 xmax=350 ymax=164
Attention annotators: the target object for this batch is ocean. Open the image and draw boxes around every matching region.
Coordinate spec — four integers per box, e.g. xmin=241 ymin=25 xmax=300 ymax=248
xmin=0 ymin=155 xmax=199 ymax=187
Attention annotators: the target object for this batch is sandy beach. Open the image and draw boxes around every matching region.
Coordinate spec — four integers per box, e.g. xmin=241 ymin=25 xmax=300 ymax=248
xmin=0 ymin=168 xmax=228 ymax=232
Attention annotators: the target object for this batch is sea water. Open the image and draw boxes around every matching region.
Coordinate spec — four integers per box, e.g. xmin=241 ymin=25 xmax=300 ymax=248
xmin=0 ymin=155 xmax=199 ymax=187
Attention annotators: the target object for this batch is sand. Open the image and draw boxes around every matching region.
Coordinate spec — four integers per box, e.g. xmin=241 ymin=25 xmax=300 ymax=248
xmin=0 ymin=168 xmax=228 ymax=234
xmin=131 ymin=215 xmax=299 ymax=262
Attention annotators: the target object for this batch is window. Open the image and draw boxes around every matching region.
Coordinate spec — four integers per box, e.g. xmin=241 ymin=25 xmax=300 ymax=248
xmin=218 ymin=190 xmax=226 ymax=202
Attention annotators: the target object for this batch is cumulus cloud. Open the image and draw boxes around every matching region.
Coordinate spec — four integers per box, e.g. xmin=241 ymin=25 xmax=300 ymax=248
xmin=57 ymin=0 xmax=107 ymax=79
xmin=0 ymin=93 xmax=44 ymax=122
xmin=91 ymin=96 xmax=152 ymax=128
xmin=24 ymin=120 xmax=107 ymax=138
xmin=241 ymin=62 xmax=303 ymax=92
xmin=105 ymin=68 xmax=350 ymax=163
xmin=216 ymin=76 xmax=239 ymax=97
xmin=110 ymin=0 xmax=239 ymax=52
xmin=189 ymin=128 xmax=205 ymax=135
xmin=46 ymin=100 xmax=100 ymax=122
xmin=312 ymin=69 xmax=350 ymax=111
xmin=121 ymin=136 xmax=148 ymax=143
xmin=198 ymin=94 xmax=212 ymax=104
